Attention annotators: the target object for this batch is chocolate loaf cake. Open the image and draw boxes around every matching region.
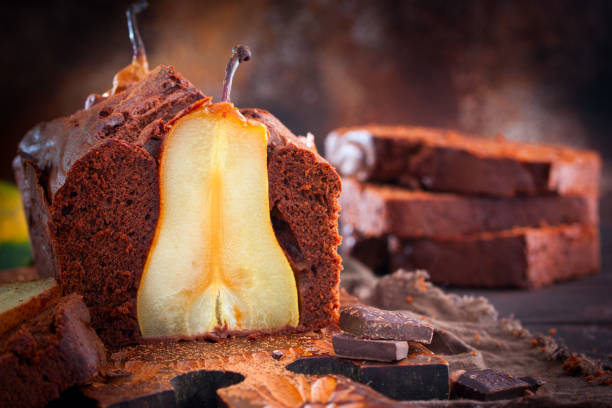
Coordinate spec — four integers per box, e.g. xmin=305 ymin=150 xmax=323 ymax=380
xmin=343 ymin=224 xmax=600 ymax=288
xmin=341 ymin=178 xmax=598 ymax=238
xmin=0 ymin=294 xmax=106 ymax=408
xmin=14 ymin=67 xmax=341 ymax=345
xmin=326 ymin=126 xmax=601 ymax=197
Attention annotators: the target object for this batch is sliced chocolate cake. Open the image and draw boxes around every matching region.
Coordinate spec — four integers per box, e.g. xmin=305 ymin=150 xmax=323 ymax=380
xmin=343 ymin=224 xmax=600 ymax=288
xmin=330 ymin=124 xmax=600 ymax=288
xmin=341 ymin=178 xmax=598 ymax=238
xmin=14 ymin=65 xmax=341 ymax=345
xmin=326 ymin=125 xmax=601 ymax=197
xmin=14 ymin=65 xmax=203 ymax=345
xmin=242 ymin=108 xmax=341 ymax=331
xmin=0 ymin=293 xmax=106 ymax=408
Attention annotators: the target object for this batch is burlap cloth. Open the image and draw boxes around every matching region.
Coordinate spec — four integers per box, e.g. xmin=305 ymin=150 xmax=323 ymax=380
xmin=341 ymin=258 xmax=612 ymax=407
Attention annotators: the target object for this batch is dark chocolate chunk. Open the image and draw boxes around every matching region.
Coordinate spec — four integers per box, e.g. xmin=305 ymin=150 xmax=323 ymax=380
xmin=339 ymin=303 xmax=433 ymax=343
xmin=453 ymin=369 xmax=543 ymax=401
xmin=287 ymin=342 xmax=449 ymax=401
xmin=287 ymin=355 xmax=361 ymax=379
xmin=518 ymin=375 xmax=545 ymax=393
xmin=332 ymin=333 xmax=408 ymax=362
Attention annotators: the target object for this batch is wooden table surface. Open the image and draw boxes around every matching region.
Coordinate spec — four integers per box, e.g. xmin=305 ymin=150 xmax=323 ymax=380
xmin=449 ymin=225 xmax=612 ymax=368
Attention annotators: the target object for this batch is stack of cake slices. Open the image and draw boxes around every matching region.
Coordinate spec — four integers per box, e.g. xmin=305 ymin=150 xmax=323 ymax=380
xmin=326 ymin=125 xmax=601 ymax=288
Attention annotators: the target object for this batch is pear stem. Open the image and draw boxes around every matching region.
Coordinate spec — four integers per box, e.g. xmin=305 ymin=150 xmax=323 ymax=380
xmin=222 ymin=45 xmax=251 ymax=103
xmin=127 ymin=0 xmax=148 ymax=64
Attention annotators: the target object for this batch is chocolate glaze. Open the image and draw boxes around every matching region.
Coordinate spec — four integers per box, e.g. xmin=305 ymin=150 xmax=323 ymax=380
xmin=12 ymin=156 xmax=57 ymax=278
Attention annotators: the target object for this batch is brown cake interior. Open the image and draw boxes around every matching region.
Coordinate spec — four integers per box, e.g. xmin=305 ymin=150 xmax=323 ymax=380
xmin=243 ymin=108 xmax=342 ymax=331
xmin=50 ymin=141 xmax=160 ymax=344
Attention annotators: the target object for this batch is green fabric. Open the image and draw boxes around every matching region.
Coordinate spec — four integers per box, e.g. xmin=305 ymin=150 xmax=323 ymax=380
xmin=0 ymin=241 xmax=32 ymax=269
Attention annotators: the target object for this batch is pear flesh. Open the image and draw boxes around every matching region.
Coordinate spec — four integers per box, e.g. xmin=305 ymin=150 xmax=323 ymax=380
xmin=137 ymin=104 xmax=299 ymax=337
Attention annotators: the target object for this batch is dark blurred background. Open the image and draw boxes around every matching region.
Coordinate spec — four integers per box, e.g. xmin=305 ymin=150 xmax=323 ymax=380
xmin=1 ymin=0 xmax=611 ymax=219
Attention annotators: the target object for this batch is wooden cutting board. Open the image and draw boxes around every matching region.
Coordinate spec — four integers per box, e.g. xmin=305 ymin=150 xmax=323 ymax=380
xmin=62 ymin=330 xmax=449 ymax=407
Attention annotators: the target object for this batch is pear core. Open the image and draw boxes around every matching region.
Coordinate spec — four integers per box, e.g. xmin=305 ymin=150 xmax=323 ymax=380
xmin=137 ymin=103 xmax=299 ymax=337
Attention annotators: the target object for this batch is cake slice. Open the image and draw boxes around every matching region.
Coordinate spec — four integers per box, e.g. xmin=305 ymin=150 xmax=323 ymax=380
xmin=341 ymin=178 xmax=598 ymax=238
xmin=326 ymin=125 xmax=601 ymax=197
xmin=0 ymin=294 xmax=106 ymax=408
xmin=343 ymin=224 xmax=599 ymax=288
xmin=0 ymin=278 xmax=59 ymax=335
